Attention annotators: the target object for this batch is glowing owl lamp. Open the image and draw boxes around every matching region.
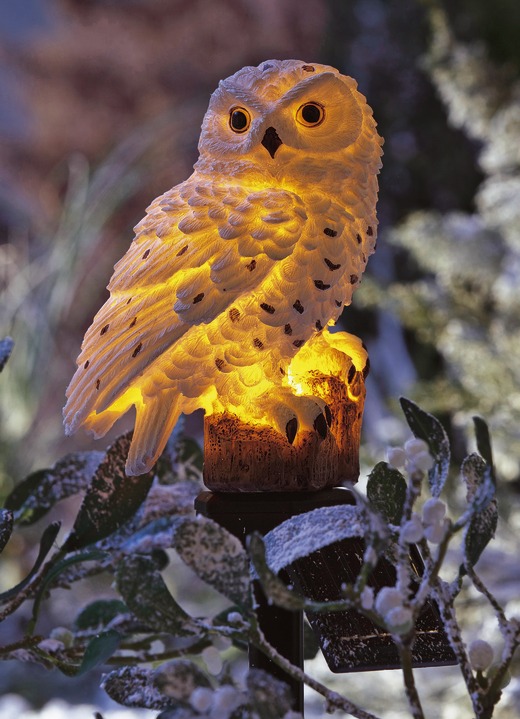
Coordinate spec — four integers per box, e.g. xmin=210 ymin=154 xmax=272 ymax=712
xmin=64 ymin=60 xmax=383 ymax=492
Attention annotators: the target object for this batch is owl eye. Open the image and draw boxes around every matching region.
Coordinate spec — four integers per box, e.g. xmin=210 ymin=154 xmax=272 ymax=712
xmin=229 ymin=107 xmax=251 ymax=133
xmin=296 ymin=102 xmax=325 ymax=127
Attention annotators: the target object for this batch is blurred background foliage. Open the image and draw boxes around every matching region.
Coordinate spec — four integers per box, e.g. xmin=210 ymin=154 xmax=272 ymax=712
xmin=1 ymin=0 xmax=520 ymax=716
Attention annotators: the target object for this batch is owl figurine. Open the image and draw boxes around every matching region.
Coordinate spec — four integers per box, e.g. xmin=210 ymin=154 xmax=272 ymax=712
xmin=64 ymin=59 xmax=383 ymax=475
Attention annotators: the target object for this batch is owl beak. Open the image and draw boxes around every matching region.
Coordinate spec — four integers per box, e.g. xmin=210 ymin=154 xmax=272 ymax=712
xmin=261 ymin=126 xmax=283 ymax=158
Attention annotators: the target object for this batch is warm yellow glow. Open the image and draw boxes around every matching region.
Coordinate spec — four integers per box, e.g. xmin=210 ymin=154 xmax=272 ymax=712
xmin=287 ymin=366 xmax=305 ymax=396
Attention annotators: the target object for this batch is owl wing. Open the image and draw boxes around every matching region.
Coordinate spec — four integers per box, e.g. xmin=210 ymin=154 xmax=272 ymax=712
xmin=64 ymin=178 xmax=308 ymax=435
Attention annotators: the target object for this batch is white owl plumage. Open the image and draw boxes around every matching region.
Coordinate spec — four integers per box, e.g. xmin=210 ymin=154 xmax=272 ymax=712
xmin=64 ymin=59 xmax=383 ymax=475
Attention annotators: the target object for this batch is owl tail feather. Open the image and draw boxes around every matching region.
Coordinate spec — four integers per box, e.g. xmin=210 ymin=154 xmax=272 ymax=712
xmin=125 ymin=390 xmax=181 ymax=476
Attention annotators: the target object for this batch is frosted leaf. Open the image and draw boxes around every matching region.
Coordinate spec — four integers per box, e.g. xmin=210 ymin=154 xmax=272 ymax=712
xmin=153 ymin=659 xmax=211 ymax=700
xmin=367 ymin=462 xmax=406 ymax=525
xmin=102 ymin=666 xmax=172 ymax=709
xmin=5 ymin=451 xmax=104 ymax=526
xmin=246 ymin=669 xmax=293 ymax=717
xmin=400 ymin=397 xmax=450 ymax=497
xmin=65 ymin=433 xmax=154 ymax=552
xmin=174 ymin=517 xmax=251 ymax=609
xmin=116 ymin=554 xmax=202 ymax=637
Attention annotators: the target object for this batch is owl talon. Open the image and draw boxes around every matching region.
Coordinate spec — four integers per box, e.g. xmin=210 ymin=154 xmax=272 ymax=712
xmin=286 ymin=417 xmax=298 ymax=444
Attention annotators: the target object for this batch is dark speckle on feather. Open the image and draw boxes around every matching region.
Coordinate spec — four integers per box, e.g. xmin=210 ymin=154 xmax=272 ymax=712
xmin=260 ymin=302 xmax=275 ymax=314
xmin=142 ymin=249 xmax=151 ymax=260
xmin=132 ymin=342 xmax=143 ymax=358
xmin=100 ymin=324 xmax=109 ymax=335
xmin=193 ymin=292 xmax=204 ymax=304
xmin=324 ymin=257 xmax=341 ymax=271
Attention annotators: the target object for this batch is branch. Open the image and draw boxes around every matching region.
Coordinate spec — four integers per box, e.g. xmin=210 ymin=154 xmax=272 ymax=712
xmin=397 ymin=640 xmax=425 ymax=719
xmin=251 ymin=625 xmax=383 ymax=719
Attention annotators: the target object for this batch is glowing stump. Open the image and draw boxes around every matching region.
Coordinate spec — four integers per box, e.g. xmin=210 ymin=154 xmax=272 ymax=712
xmin=203 ymin=331 xmax=369 ymax=491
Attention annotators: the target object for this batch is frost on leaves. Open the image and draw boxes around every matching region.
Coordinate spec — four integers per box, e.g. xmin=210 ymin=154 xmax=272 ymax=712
xmin=103 ymin=666 xmax=173 ymax=710
xmin=366 ymin=462 xmax=407 ymax=525
xmin=400 ymin=397 xmax=450 ymax=496
xmin=116 ymin=554 xmax=202 ymax=637
xmin=64 ymin=432 xmax=154 ymax=551
xmin=461 ymin=453 xmax=498 ymax=569
xmin=174 ymin=517 xmax=252 ymax=609
xmin=5 ymin=451 xmax=104 ymax=526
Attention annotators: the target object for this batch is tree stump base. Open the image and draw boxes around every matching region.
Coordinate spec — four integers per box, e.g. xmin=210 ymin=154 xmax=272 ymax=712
xmin=203 ymin=361 xmax=366 ymax=492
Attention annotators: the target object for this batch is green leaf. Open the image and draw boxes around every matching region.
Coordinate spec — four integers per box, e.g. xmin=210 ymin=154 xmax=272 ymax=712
xmin=0 ymin=521 xmax=61 ymax=603
xmin=116 ymin=554 xmax=202 ymax=637
xmin=5 ymin=451 xmax=104 ymax=526
xmin=75 ymin=629 xmax=121 ymax=676
xmin=29 ymin=549 xmax=107 ymax=631
xmin=400 ymin=397 xmax=450 ymax=496
xmin=174 ymin=517 xmax=252 ymax=609
xmin=0 ymin=508 xmax=13 ymax=554
xmin=247 ymin=533 xmax=305 ymax=611
xmin=102 ymin=666 xmax=174 ymax=710
xmin=366 ymin=462 xmax=407 ymax=524
xmin=74 ymin=599 xmax=128 ymax=631
xmin=64 ymin=433 xmax=154 ymax=551
xmin=0 ymin=336 xmax=14 ymax=372
xmin=153 ymin=659 xmax=211 ymax=701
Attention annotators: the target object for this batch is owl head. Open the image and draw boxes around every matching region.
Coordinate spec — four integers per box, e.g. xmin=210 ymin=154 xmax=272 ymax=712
xmin=195 ymin=59 xmax=382 ymax=186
